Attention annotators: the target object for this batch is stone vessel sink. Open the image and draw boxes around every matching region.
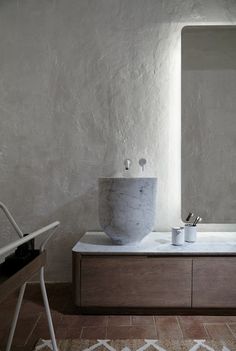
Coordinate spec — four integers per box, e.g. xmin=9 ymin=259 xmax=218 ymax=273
xmin=98 ymin=177 xmax=157 ymax=245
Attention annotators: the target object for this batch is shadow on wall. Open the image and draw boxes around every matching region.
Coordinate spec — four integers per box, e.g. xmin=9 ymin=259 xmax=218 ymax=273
xmin=35 ymin=184 xmax=100 ymax=282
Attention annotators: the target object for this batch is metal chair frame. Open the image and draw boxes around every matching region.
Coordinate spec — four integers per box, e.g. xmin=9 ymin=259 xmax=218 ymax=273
xmin=0 ymin=202 xmax=60 ymax=351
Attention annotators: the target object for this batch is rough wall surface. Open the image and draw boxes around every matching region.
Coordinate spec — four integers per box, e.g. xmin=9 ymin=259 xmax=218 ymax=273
xmin=0 ymin=0 xmax=236 ymax=281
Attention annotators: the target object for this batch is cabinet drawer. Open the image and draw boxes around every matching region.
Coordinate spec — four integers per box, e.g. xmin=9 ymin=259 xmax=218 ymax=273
xmin=81 ymin=256 xmax=192 ymax=307
xmin=193 ymin=258 xmax=236 ymax=308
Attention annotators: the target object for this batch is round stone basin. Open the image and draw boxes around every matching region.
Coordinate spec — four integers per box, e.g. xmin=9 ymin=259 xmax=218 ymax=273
xmin=98 ymin=177 xmax=157 ymax=245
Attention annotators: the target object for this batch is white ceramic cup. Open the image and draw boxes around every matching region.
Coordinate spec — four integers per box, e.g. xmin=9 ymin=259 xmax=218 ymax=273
xmin=171 ymin=227 xmax=184 ymax=246
xmin=184 ymin=224 xmax=197 ymax=242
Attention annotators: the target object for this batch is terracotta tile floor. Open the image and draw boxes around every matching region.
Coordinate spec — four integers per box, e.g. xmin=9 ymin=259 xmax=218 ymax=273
xmin=1 ymin=283 xmax=236 ymax=351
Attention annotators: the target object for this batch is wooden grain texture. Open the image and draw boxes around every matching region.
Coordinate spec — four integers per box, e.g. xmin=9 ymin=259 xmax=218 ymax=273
xmin=193 ymin=257 xmax=236 ymax=308
xmin=80 ymin=256 xmax=192 ymax=308
xmin=0 ymin=251 xmax=46 ymax=304
xmin=73 ymin=251 xmax=81 ymax=306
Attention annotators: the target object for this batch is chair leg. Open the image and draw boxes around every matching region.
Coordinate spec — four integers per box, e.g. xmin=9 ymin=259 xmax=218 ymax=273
xmin=5 ymin=283 xmax=26 ymax=351
xmin=40 ymin=267 xmax=58 ymax=351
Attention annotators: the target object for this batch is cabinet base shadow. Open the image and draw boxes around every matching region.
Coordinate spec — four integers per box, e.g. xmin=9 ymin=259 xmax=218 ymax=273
xmin=77 ymin=307 xmax=236 ymax=316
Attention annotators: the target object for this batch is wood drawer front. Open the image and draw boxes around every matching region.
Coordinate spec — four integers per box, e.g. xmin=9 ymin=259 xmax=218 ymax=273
xmin=81 ymin=256 xmax=192 ymax=307
xmin=193 ymin=258 xmax=236 ymax=308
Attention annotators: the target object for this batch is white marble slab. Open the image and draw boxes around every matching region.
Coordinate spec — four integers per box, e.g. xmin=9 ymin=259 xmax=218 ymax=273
xmin=72 ymin=231 xmax=236 ymax=254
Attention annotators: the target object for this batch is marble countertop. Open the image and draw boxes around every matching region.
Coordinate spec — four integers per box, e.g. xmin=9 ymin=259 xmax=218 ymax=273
xmin=72 ymin=231 xmax=236 ymax=255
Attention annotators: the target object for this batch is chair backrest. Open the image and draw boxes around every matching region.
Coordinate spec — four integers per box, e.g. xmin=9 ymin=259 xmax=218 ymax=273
xmin=0 ymin=202 xmax=60 ymax=257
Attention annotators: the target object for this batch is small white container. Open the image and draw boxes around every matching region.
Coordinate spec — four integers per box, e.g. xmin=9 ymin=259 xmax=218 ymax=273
xmin=184 ymin=224 xmax=197 ymax=242
xmin=171 ymin=227 xmax=184 ymax=246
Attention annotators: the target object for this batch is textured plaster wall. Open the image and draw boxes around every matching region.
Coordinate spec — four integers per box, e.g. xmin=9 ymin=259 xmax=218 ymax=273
xmin=0 ymin=0 xmax=236 ymax=281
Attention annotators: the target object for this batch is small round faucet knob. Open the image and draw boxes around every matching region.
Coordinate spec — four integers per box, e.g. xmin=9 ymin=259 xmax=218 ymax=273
xmin=139 ymin=158 xmax=147 ymax=171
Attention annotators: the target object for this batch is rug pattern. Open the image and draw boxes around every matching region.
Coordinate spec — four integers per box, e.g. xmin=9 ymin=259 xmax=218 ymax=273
xmin=35 ymin=339 xmax=236 ymax=351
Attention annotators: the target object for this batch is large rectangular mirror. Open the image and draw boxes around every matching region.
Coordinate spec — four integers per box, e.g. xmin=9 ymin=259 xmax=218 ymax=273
xmin=181 ymin=26 xmax=236 ymax=223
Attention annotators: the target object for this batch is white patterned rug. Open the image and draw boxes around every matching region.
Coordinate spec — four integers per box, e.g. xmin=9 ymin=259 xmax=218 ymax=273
xmin=34 ymin=339 xmax=236 ymax=351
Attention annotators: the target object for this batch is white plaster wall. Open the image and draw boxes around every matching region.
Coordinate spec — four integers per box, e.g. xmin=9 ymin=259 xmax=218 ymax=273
xmin=0 ymin=0 xmax=236 ymax=281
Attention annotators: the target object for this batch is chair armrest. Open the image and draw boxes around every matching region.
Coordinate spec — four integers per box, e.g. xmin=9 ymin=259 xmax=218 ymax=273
xmin=0 ymin=221 xmax=60 ymax=257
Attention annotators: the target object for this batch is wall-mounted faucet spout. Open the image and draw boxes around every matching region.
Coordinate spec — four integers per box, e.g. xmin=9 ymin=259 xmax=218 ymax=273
xmin=124 ymin=159 xmax=132 ymax=171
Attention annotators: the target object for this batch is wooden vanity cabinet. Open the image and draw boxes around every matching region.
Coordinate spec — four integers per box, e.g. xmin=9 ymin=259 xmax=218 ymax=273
xmin=73 ymin=230 xmax=236 ymax=312
xmin=192 ymin=257 xmax=236 ymax=308
xmin=74 ymin=254 xmax=192 ymax=308
xmin=73 ymin=253 xmax=236 ymax=311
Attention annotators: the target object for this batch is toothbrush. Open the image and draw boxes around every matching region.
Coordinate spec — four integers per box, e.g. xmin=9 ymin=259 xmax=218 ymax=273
xmin=193 ymin=216 xmax=202 ymax=226
xmin=185 ymin=212 xmax=194 ymax=222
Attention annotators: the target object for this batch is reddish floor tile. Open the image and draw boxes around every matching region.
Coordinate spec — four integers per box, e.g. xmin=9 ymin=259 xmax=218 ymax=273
xmin=81 ymin=326 xmax=107 ymax=339
xmin=66 ymin=326 xmax=84 ymax=339
xmin=60 ymin=315 xmax=84 ymax=328
xmin=54 ymin=326 xmax=69 ymax=340
xmin=36 ymin=311 xmax=63 ymax=328
xmin=19 ymin=301 xmax=44 ymax=317
xmin=178 ymin=316 xmax=208 ymax=339
xmin=32 ymin=326 xmax=51 ymax=341
xmin=23 ymin=284 xmax=58 ymax=315
xmin=108 ymin=315 xmax=131 ymax=326
xmin=204 ymin=323 xmax=235 ymax=340
xmin=107 ymin=325 xmax=157 ymax=339
xmin=24 ymin=284 xmax=44 ymax=303
xmin=27 ymin=319 xmax=68 ymax=349
xmin=12 ymin=315 xmax=40 ymax=346
xmin=155 ymin=316 xmax=183 ymax=339
xmin=3 ymin=283 xmax=236 ymax=347
xmin=78 ymin=315 xmax=108 ymax=327
xmin=131 ymin=316 xmax=155 ymax=326
xmin=25 ymin=330 xmax=49 ymax=351
xmin=192 ymin=316 xmax=236 ymax=323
